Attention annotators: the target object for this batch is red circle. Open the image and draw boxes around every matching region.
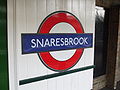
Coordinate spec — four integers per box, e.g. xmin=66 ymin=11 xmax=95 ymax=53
xmin=38 ymin=11 xmax=84 ymax=71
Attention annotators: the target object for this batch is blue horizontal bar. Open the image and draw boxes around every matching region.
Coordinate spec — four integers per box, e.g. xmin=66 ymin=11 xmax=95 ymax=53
xmin=21 ymin=33 xmax=93 ymax=54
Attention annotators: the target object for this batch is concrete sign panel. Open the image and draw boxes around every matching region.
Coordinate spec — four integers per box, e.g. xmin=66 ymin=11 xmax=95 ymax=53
xmin=7 ymin=0 xmax=95 ymax=90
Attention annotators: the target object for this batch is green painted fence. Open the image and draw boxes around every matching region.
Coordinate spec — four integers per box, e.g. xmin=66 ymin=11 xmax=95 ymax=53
xmin=0 ymin=0 xmax=9 ymax=90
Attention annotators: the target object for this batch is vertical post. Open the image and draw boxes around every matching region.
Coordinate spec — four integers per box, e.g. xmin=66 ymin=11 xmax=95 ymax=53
xmin=115 ymin=8 xmax=120 ymax=90
xmin=106 ymin=6 xmax=119 ymax=89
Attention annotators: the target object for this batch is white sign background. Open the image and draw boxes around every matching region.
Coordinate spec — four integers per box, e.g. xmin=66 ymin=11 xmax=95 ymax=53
xmin=7 ymin=0 xmax=95 ymax=90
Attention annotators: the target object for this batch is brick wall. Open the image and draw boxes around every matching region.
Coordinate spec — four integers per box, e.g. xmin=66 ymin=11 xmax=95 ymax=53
xmin=93 ymin=75 xmax=106 ymax=90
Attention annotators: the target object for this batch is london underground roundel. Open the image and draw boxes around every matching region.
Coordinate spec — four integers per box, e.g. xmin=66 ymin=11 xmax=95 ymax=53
xmin=38 ymin=11 xmax=84 ymax=71
xmin=22 ymin=11 xmax=93 ymax=72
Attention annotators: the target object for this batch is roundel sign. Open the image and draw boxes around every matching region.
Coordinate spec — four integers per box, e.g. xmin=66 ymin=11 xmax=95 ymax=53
xmin=21 ymin=11 xmax=93 ymax=72
xmin=38 ymin=11 xmax=84 ymax=71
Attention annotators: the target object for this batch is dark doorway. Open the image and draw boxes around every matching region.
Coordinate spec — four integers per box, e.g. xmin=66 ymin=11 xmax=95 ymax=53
xmin=94 ymin=6 xmax=108 ymax=78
